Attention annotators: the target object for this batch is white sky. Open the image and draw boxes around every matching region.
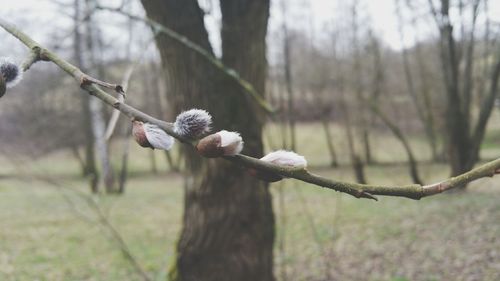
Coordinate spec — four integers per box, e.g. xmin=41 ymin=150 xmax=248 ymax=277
xmin=0 ymin=0 xmax=499 ymax=58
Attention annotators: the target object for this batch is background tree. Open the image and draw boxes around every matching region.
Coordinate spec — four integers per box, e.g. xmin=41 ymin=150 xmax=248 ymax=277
xmin=428 ymin=0 xmax=500 ymax=177
xmin=139 ymin=1 xmax=275 ymax=280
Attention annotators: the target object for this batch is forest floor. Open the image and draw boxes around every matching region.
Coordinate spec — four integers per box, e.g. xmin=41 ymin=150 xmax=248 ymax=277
xmin=1 ymin=122 xmax=500 ymax=281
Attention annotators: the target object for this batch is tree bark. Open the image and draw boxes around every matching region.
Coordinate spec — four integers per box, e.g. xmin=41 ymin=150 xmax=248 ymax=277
xmin=140 ymin=1 xmax=275 ymax=281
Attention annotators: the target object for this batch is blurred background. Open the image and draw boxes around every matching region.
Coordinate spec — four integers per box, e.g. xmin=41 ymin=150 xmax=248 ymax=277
xmin=0 ymin=0 xmax=500 ymax=280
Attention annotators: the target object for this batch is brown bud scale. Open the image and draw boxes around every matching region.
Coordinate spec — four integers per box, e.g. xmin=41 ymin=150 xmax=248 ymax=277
xmin=132 ymin=121 xmax=152 ymax=148
xmin=196 ymin=134 xmax=223 ymax=158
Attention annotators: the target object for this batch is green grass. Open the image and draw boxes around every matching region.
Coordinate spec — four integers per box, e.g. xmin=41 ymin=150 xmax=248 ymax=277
xmin=1 ymin=122 xmax=500 ymax=280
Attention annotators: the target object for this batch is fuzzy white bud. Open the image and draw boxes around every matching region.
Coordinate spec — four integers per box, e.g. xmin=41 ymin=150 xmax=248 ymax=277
xmin=216 ymin=130 xmax=243 ymax=156
xmin=144 ymin=123 xmax=175 ymax=150
xmin=132 ymin=121 xmax=174 ymax=151
xmin=248 ymin=150 xmax=307 ymax=182
xmin=260 ymin=150 xmax=307 ymax=168
xmin=196 ymin=130 xmax=244 ymax=158
xmin=173 ymin=109 xmax=212 ymax=139
xmin=0 ymin=57 xmax=23 ymax=88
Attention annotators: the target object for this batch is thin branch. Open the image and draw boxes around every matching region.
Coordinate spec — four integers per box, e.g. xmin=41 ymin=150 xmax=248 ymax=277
xmin=2 ymin=18 xmax=500 ymax=201
xmin=95 ymin=5 xmax=275 ymax=114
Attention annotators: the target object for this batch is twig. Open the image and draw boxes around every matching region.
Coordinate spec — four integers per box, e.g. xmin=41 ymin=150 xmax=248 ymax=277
xmin=2 ymin=18 xmax=500 ymax=201
xmin=94 ymin=5 xmax=275 ymax=114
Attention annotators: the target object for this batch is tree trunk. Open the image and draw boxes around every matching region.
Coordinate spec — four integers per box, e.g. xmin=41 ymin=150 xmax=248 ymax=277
xmin=369 ymin=103 xmax=423 ymax=184
xmin=339 ymin=80 xmax=366 ymax=184
xmin=437 ymin=1 xmax=473 ymax=178
xmin=321 ymin=119 xmax=338 ymax=167
xmin=117 ymin=125 xmax=131 ymax=194
xmin=89 ymin=96 xmax=115 ymax=192
xmin=367 ymin=33 xmax=422 ymax=184
xmin=282 ymin=4 xmax=296 ymax=151
xmin=351 ymin=0 xmax=373 ymax=165
xmin=396 ymin=0 xmax=440 ymax=162
xmin=141 ymin=1 xmax=275 ymax=281
xmin=73 ymin=0 xmax=98 ymax=193
xmin=84 ymin=0 xmax=115 ymax=193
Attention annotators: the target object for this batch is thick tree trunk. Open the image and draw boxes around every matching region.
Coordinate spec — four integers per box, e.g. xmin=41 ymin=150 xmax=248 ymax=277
xmin=141 ymin=1 xmax=275 ymax=281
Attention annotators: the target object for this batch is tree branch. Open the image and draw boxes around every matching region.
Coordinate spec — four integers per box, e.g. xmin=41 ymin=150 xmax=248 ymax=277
xmin=2 ymin=18 xmax=500 ymax=201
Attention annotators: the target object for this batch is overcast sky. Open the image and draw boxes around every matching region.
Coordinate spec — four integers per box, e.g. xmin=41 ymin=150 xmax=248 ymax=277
xmin=0 ymin=0 xmax=498 ymax=59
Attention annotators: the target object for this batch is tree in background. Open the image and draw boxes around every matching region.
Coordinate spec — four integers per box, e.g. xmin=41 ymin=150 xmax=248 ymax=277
xmin=428 ymin=0 xmax=500 ymax=177
xmin=140 ymin=1 xmax=274 ymax=280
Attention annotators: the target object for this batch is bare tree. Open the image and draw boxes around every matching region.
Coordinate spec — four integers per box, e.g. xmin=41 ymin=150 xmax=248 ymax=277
xmin=427 ymin=0 xmax=500 ymax=178
xmin=140 ymin=1 xmax=275 ymax=280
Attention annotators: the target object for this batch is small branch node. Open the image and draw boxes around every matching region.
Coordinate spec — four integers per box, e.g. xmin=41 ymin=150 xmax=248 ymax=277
xmin=80 ymin=76 xmax=91 ymax=88
xmin=354 ymin=190 xmax=378 ymax=201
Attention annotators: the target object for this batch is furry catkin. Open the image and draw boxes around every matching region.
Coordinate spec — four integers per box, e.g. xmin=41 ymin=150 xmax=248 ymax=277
xmin=0 ymin=57 xmax=22 ymax=88
xmin=173 ymin=109 xmax=212 ymax=138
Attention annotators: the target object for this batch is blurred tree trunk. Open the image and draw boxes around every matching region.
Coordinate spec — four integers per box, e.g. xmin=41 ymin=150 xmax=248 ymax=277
xmin=84 ymin=0 xmax=115 ymax=192
xmin=321 ymin=119 xmax=338 ymax=167
xmin=281 ymin=2 xmax=296 ymax=151
xmin=141 ymin=1 xmax=274 ymax=281
xmin=414 ymin=42 xmax=441 ymax=162
xmin=117 ymin=125 xmax=131 ymax=194
xmin=116 ymin=1 xmax=134 ymax=194
xmin=368 ymin=34 xmax=422 ymax=184
xmin=73 ymin=0 xmax=98 ymax=192
xmin=339 ymin=79 xmax=367 ymax=184
xmin=351 ymin=0 xmax=373 ymax=165
xmin=396 ymin=0 xmax=440 ymax=162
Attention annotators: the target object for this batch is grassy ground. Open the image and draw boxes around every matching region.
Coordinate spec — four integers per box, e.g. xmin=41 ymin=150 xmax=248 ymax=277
xmin=1 ymin=122 xmax=500 ymax=281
